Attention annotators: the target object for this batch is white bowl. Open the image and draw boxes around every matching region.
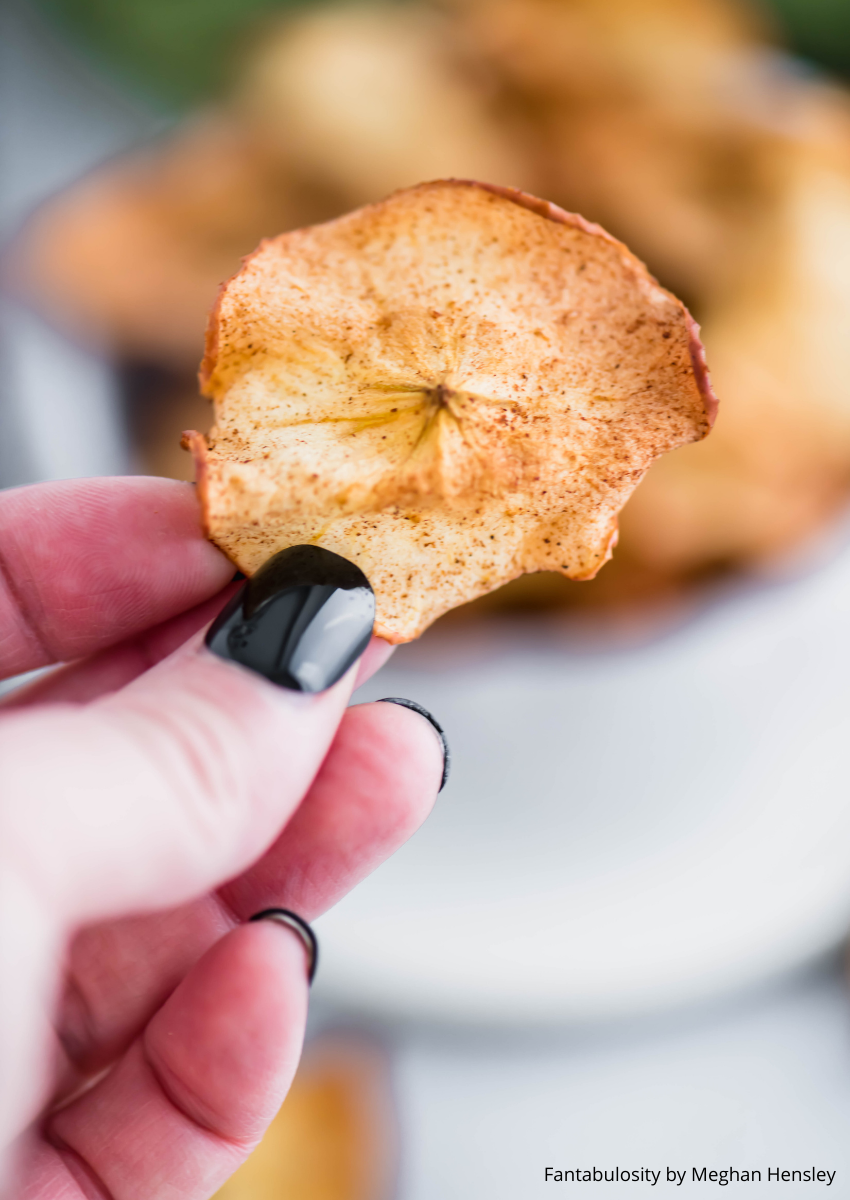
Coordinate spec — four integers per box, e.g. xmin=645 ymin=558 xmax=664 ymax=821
xmin=316 ymin=524 xmax=850 ymax=1023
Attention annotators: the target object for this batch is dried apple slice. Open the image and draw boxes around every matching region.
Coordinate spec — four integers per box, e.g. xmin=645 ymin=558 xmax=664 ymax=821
xmin=188 ymin=180 xmax=716 ymax=643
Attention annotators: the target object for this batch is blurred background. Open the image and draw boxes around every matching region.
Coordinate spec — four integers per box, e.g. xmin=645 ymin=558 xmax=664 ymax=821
xmin=5 ymin=0 xmax=850 ymax=1194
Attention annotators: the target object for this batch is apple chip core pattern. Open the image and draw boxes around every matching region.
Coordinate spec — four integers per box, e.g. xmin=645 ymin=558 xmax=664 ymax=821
xmin=188 ymin=180 xmax=716 ymax=643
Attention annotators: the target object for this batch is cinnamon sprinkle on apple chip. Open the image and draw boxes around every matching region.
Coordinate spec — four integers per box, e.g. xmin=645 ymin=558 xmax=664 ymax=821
xmin=187 ymin=179 xmax=716 ymax=642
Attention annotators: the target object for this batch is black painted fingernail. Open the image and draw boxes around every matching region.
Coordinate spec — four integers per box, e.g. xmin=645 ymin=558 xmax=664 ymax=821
xmin=206 ymin=546 xmax=375 ymax=693
xmin=249 ymin=908 xmax=318 ymax=984
xmin=377 ymin=697 xmax=450 ymax=791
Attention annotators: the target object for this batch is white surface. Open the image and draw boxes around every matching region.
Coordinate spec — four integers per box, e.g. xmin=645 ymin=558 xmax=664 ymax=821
xmin=316 ymin=530 xmax=850 ymax=1021
xmin=1 ymin=300 xmax=131 ymax=482
xmin=0 ymin=0 xmax=157 ymax=488
xmin=392 ymin=962 xmax=850 ymax=1197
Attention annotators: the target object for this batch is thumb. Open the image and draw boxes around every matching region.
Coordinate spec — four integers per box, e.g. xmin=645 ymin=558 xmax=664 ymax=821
xmin=0 ymin=631 xmax=356 ymax=928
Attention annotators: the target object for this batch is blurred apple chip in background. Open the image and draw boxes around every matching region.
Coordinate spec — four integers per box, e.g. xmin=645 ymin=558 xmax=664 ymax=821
xmin=213 ymin=1033 xmax=395 ymax=1200
xmin=7 ymin=0 xmax=850 ymax=616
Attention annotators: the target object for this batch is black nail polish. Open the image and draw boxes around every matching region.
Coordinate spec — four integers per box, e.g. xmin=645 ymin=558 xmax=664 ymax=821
xmin=249 ymin=908 xmax=318 ymax=984
xmin=206 ymin=546 xmax=375 ymax=692
xmin=378 ymin=697 xmax=450 ymax=791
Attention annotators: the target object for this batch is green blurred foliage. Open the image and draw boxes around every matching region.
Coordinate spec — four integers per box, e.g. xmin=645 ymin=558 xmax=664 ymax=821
xmin=33 ymin=0 xmax=317 ymax=108
xmin=32 ymin=0 xmax=850 ymax=109
xmin=763 ymin=0 xmax=850 ymax=78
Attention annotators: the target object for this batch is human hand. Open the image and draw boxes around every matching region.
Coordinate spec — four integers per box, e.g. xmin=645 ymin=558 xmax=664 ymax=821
xmin=0 ymin=477 xmax=444 ymax=1199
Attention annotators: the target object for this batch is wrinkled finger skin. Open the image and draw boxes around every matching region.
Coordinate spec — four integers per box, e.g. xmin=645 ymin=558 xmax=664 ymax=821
xmin=7 ymin=700 xmax=441 ymax=1200
xmin=0 ymin=476 xmax=236 ymax=677
xmin=57 ymin=700 xmax=441 ymax=1083
xmin=20 ymin=923 xmax=310 ymax=1200
xmin=0 ymin=478 xmax=442 ymax=1198
xmin=0 ymin=628 xmax=358 ymax=1167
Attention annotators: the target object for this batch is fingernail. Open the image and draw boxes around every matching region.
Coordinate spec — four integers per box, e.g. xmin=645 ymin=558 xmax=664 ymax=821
xmin=206 ymin=546 xmax=375 ymax=693
xmin=377 ymin=697 xmax=450 ymax=791
xmin=249 ymin=908 xmax=318 ymax=984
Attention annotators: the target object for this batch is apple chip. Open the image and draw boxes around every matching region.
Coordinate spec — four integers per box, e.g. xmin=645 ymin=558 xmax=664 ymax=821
xmin=188 ymin=180 xmax=716 ymax=642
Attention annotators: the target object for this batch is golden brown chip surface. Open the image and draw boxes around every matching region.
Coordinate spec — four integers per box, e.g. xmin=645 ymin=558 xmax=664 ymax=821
xmin=191 ymin=180 xmax=715 ymax=642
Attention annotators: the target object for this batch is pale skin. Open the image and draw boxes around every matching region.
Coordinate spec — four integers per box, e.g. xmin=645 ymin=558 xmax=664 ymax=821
xmin=0 ymin=476 xmax=443 ymax=1199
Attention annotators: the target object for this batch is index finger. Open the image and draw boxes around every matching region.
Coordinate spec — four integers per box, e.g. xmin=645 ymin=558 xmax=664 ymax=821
xmin=0 ymin=476 xmax=233 ymax=678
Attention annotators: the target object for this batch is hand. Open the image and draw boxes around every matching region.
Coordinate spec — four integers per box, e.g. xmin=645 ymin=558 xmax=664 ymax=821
xmin=0 ymin=477 xmax=444 ymax=1199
